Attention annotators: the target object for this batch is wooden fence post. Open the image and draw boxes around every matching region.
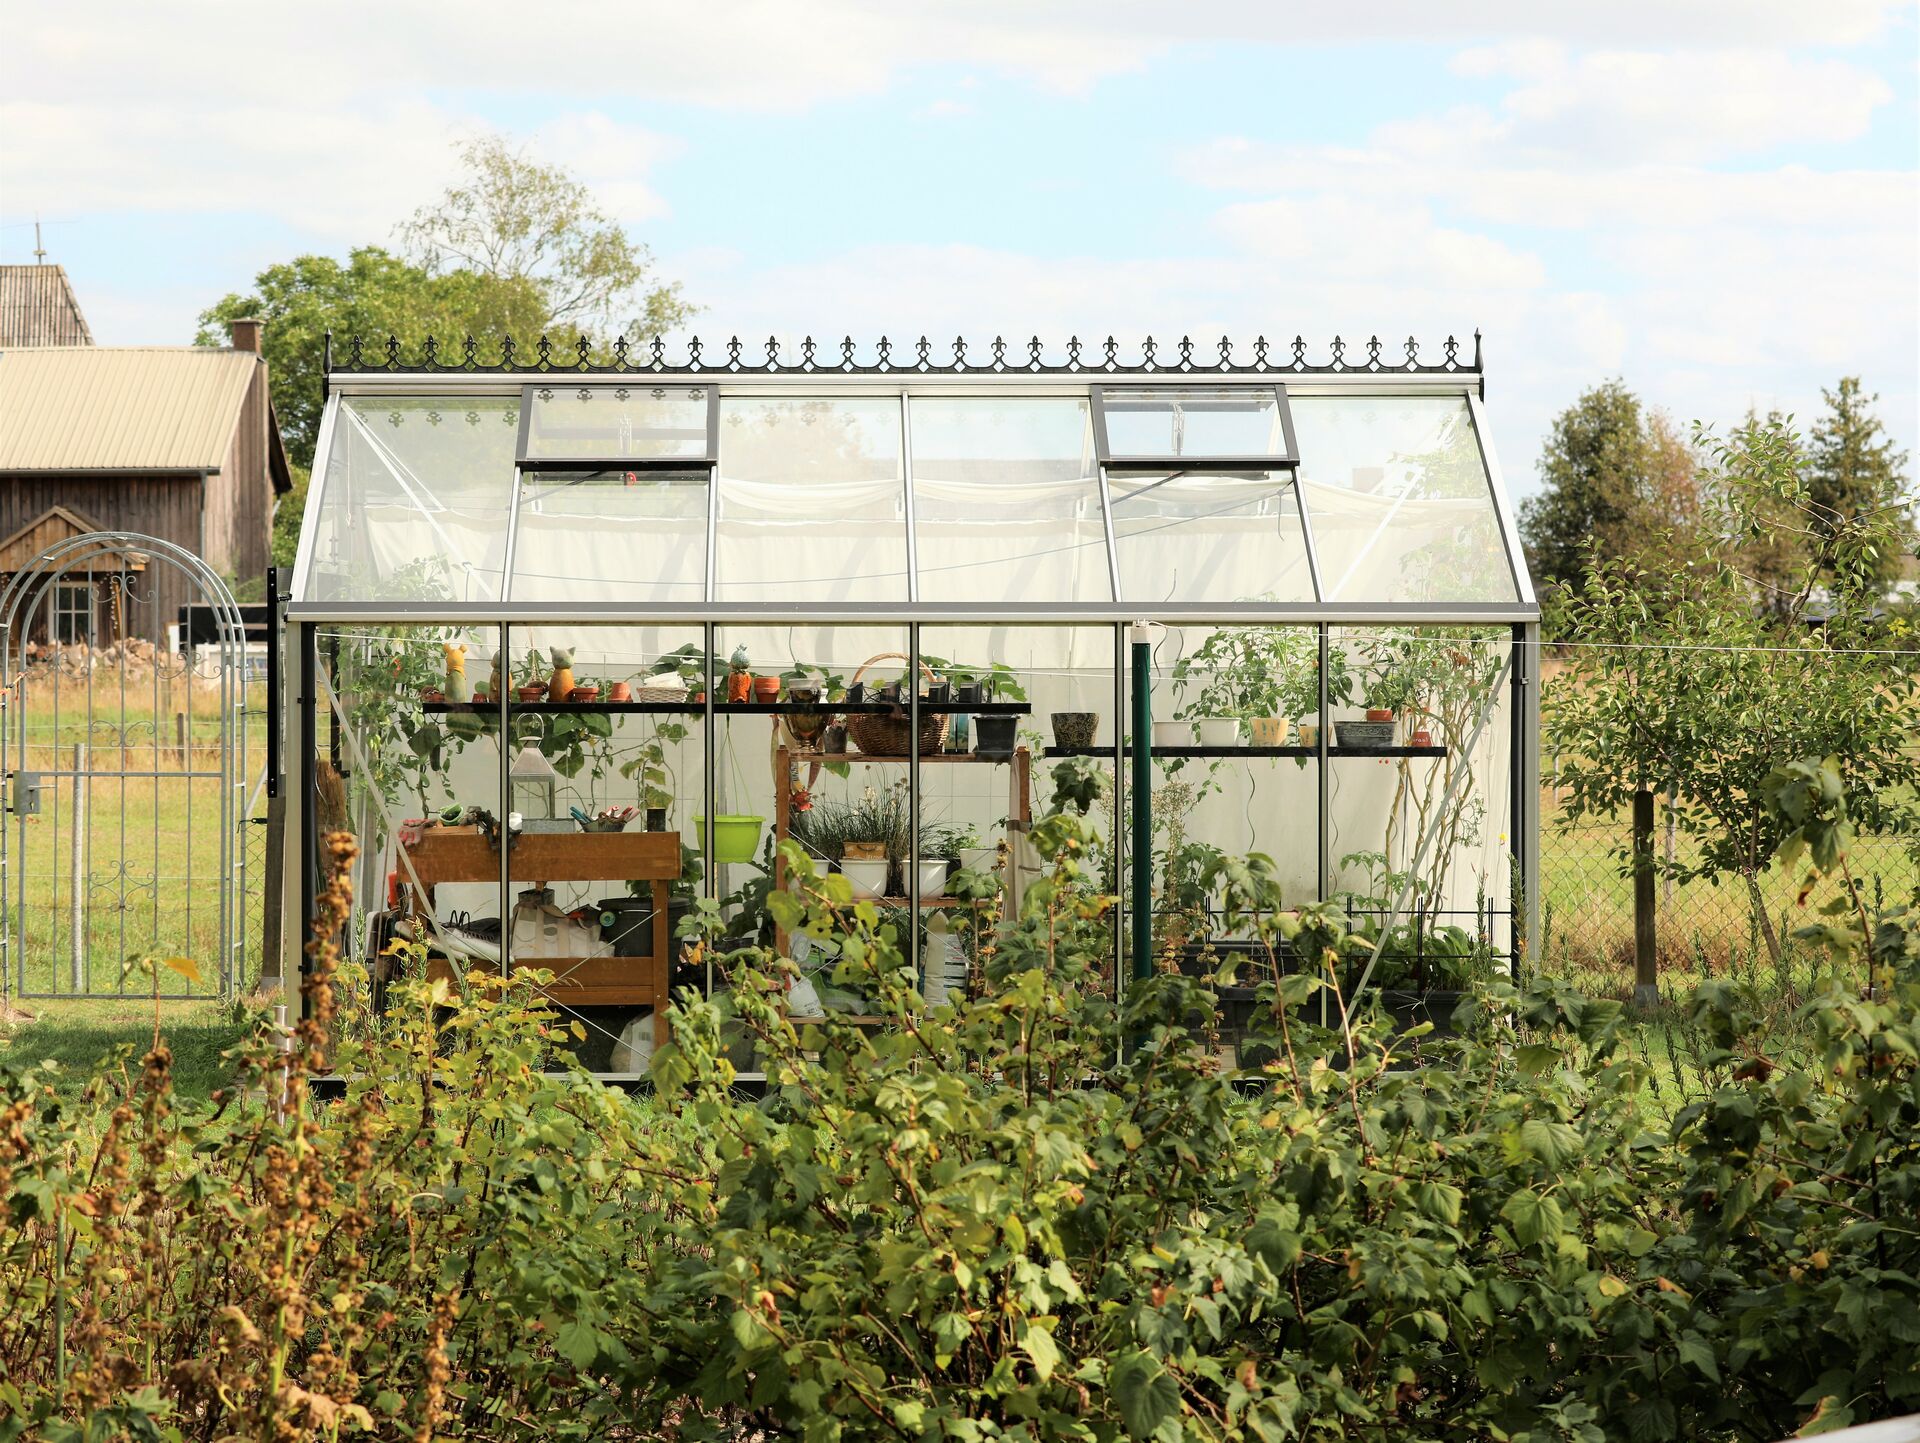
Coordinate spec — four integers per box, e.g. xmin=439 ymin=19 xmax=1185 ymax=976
xmin=1633 ymin=788 xmax=1658 ymax=1010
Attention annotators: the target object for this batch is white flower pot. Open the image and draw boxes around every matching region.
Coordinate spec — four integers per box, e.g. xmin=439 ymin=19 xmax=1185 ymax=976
xmin=917 ymin=860 xmax=951 ymax=899
xmin=1152 ymin=720 xmax=1195 ymax=748
xmin=841 ymin=859 xmax=889 ymax=899
xmin=1197 ymin=718 xmax=1240 ymax=747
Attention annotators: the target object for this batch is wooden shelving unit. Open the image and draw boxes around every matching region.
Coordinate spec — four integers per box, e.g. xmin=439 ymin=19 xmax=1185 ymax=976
xmin=400 ymin=826 xmax=681 ymax=1050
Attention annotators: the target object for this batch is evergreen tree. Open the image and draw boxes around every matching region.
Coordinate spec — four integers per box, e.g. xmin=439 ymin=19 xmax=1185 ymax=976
xmin=1519 ymin=381 xmax=1653 ymax=593
xmin=1807 ymin=377 xmax=1913 ymax=586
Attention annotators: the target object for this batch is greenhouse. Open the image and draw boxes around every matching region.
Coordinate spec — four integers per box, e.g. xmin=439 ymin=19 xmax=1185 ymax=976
xmin=282 ymin=336 xmax=1539 ymax=1077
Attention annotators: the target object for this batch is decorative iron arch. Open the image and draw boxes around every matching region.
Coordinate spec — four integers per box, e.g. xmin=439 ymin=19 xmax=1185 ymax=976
xmin=0 ymin=531 xmax=254 ymax=1002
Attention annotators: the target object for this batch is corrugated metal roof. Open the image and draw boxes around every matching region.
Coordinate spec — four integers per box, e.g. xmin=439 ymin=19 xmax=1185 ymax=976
xmin=0 ymin=347 xmax=259 ymax=471
xmin=0 ymin=265 xmax=93 ymax=347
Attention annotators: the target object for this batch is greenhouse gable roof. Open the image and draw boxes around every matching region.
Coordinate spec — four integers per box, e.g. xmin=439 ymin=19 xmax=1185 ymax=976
xmin=291 ymin=334 xmax=1535 ymax=623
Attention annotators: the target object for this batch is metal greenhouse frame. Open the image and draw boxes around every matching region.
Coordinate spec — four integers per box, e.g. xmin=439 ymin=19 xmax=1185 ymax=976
xmin=281 ymin=334 xmax=1539 ymax=1070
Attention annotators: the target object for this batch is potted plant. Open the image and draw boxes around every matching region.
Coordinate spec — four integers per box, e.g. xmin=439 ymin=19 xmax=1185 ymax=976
xmin=970 ymin=666 xmax=1026 ymax=758
xmin=1172 ymin=624 xmax=1316 ymax=751
xmin=1338 ymin=645 xmax=1413 ymax=749
xmin=1050 ymin=710 xmax=1099 ymax=748
xmin=1152 ymin=719 xmax=1195 ymax=747
xmin=952 ymin=823 xmax=996 ymax=874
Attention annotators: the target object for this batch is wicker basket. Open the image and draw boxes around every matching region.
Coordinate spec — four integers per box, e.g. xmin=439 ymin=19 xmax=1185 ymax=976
xmin=633 ymin=679 xmax=689 ymax=703
xmin=846 ymin=652 xmax=950 ymax=756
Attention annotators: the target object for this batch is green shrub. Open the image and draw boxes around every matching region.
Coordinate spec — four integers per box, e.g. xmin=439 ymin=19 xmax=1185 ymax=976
xmin=0 ymin=765 xmax=1915 ymax=1440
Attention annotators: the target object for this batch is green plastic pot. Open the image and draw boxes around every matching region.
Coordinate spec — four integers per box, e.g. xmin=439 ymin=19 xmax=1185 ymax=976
xmin=697 ymin=814 xmax=765 ymax=864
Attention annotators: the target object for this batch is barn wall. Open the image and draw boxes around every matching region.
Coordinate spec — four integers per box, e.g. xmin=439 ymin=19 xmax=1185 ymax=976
xmin=0 ymin=475 xmax=204 ymax=640
xmin=215 ymin=364 xmax=274 ymax=584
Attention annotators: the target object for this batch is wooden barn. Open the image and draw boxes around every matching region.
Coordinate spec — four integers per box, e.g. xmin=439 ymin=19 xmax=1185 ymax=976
xmin=0 ymin=318 xmax=293 ymax=639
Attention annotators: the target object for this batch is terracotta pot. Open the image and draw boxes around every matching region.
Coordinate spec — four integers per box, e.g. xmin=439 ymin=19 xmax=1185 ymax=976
xmin=568 ymin=686 xmax=600 ymax=703
xmin=606 ymin=681 xmax=632 ymax=702
xmin=1365 ymin=708 xmax=1395 ymax=724
xmin=420 ymin=687 xmax=445 ymax=703
xmin=516 ymin=685 xmax=545 ymax=702
xmin=752 ymin=675 xmax=782 ymax=704
xmin=1411 ymin=728 xmax=1434 ymax=748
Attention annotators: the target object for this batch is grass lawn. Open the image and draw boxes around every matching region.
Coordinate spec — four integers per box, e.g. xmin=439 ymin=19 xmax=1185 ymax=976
xmin=0 ymin=995 xmax=251 ymax=1098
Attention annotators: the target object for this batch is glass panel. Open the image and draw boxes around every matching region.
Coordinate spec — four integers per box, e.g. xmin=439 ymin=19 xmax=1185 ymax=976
xmin=510 ymin=469 xmax=707 ymax=602
xmin=523 ymin=383 xmax=711 ymax=462
xmin=303 ymin=397 xmax=518 ymax=603
xmin=715 ymin=397 xmax=907 ymax=603
xmin=1111 ymin=471 xmax=1315 ymax=604
xmin=1291 ymin=396 xmax=1516 ymax=605
xmin=319 ymin=621 xmax=503 ymax=1020
xmin=1325 ymin=626 xmax=1514 ymax=995
xmin=909 ymin=397 xmax=1110 ymax=603
xmin=502 ymin=625 xmax=709 ymax=1074
xmin=1098 ymin=386 xmax=1291 ymax=461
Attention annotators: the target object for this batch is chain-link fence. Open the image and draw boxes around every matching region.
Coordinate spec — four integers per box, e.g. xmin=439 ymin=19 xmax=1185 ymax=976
xmin=1537 ymin=762 xmax=1919 ymax=1003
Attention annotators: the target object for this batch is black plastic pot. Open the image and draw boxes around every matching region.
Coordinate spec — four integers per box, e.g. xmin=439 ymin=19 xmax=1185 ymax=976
xmin=974 ymin=714 xmax=1018 ymax=759
xmin=645 ymin=806 xmax=668 ymax=833
xmin=954 ymin=682 xmax=982 ymax=705
xmin=597 ymin=896 xmax=694 ymax=959
xmin=845 ymin=682 xmax=867 ymax=703
xmin=926 ymin=681 xmax=952 ymax=704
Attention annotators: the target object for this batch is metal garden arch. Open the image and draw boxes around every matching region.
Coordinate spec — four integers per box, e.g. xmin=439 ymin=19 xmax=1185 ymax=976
xmin=0 ymin=531 xmax=253 ymax=1001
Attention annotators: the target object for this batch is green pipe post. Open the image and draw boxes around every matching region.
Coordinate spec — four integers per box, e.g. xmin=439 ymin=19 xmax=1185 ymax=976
xmin=1129 ymin=623 xmax=1153 ymax=986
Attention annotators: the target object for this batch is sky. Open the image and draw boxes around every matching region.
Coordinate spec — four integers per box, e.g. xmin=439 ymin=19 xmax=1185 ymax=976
xmin=2 ymin=1 xmax=1915 ymax=497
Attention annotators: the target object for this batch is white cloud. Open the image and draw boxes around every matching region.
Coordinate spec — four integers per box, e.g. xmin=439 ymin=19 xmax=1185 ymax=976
xmin=1449 ymin=43 xmax=1891 ymax=163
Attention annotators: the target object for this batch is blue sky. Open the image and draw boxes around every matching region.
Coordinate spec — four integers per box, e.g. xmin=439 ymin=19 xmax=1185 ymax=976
xmin=4 ymin=2 xmax=1915 ymax=496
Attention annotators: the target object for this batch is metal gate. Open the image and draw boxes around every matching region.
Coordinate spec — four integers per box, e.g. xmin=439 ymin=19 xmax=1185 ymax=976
xmin=0 ymin=532 xmax=255 ymax=1001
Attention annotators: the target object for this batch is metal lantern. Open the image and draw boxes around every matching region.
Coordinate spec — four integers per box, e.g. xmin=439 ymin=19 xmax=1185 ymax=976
xmin=509 ymin=740 xmax=558 ymax=820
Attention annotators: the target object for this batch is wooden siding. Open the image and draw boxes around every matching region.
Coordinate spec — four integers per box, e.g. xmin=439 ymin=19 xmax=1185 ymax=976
xmin=0 ymin=265 xmax=93 ymax=347
xmin=0 ymin=476 xmax=202 ymax=639
xmin=212 ymin=361 xmax=275 ymax=582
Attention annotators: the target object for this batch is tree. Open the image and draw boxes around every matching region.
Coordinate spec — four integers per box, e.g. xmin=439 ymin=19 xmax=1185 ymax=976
xmin=1521 ymin=381 xmax=1663 ymax=592
xmin=1806 ymin=376 xmax=1913 ymax=587
xmin=398 ymin=134 xmax=694 ymax=341
xmin=1547 ymin=412 xmax=1920 ymax=966
xmin=197 ymin=247 xmax=546 ymax=469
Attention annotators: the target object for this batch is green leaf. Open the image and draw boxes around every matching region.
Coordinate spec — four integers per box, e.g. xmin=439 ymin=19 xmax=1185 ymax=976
xmin=1111 ymin=1349 xmax=1180 ymax=1439
xmin=1519 ymin=1117 xmax=1582 ymax=1168
xmin=554 ymin=1318 xmax=600 ymax=1368
xmin=1413 ymin=1180 xmax=1462 ymax=1226
xmin=1676 ymin=1333 xmax=1720 ymax=1383
xmin=1021 ymin=1322 xmax=1060 ymax=1382
xmin=1500 ymin=1188 xmax=1564 ymax=1248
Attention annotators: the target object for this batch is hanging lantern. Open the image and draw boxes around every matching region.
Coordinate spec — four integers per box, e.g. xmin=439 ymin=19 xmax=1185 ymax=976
xmin=510 ymin=740 xmax=558 ymax=820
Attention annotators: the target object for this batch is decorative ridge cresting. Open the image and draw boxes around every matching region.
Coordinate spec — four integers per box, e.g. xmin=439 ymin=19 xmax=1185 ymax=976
xmin=324 ymin=332 xmax=1483 ymax=376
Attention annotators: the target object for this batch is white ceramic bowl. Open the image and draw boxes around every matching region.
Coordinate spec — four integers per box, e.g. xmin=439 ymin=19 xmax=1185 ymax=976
xmin=841 ymin=859 xmax=890 ymax=899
